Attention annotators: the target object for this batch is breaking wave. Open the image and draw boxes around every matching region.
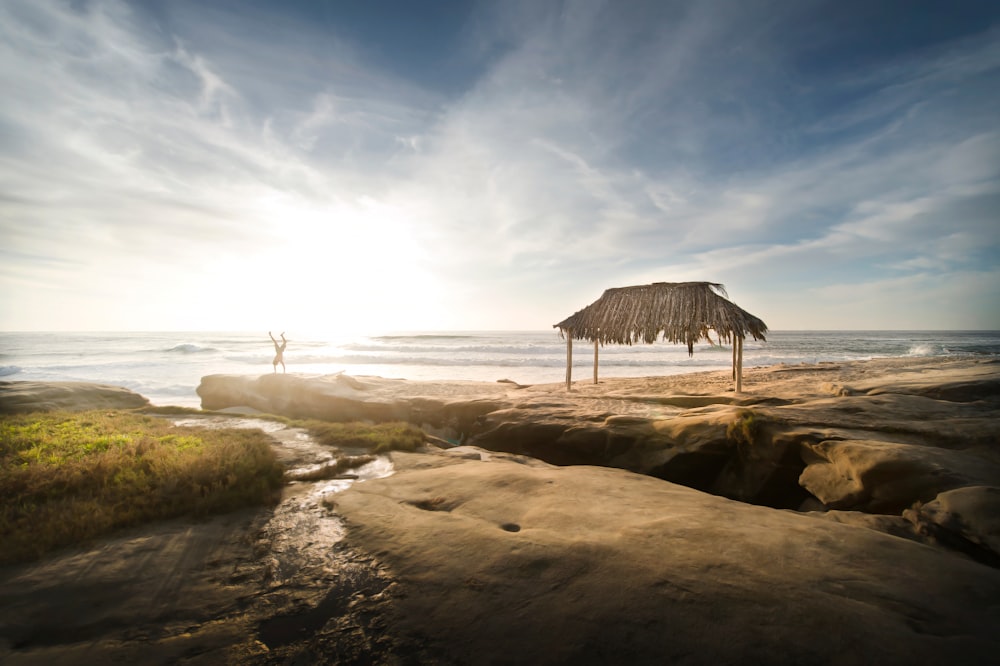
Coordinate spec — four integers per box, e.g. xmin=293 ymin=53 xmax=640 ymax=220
xmin=166 ymin=344 xmax=215 ymax=354
xmin=906 ymin=344 xmax=937 ymax=356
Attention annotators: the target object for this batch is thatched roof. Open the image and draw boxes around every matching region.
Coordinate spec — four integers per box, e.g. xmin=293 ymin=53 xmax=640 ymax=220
xmin=553 ymin=281 xmax=768 ymax=355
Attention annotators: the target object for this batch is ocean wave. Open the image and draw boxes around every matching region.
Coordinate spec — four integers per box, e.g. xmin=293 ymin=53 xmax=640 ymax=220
xmin=905 ymin=343 xmax=937 ymax=356
xmin=371 ymin=334 xmax=478 ymax=341
xmin=5 ymin=332 xmax=999 ymax=400
xmin=341 ymin=342 xmax=561 ymax=355
xmin=743 ymin=354 xmax=873 ymax=367
xmin=122 ymin=380 xmax=198 ymax=397
xmin=340 ymin=339 xmax=734 ymax=356
xmin=292 ymin=353 xmax=746 ymax=369
xmin=304 ymin=354 xmax=565 ymax=368
xmin=166 ymin=344 xmax=216 ymax=354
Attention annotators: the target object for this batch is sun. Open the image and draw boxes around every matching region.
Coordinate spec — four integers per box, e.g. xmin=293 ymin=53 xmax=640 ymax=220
xmin=250 ymin=195 xmax=448 ymax=332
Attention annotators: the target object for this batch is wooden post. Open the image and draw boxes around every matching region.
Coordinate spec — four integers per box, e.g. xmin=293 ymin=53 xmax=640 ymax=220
xmin=735 ymin=336 xmax=744 ymax=394
xmin=565 ymin=334 xmax=573 ymax=391
xmin=593 ymin=339 xmax=599 ymax=384
xmin=732 ymin=339 xmax=737 ymax=380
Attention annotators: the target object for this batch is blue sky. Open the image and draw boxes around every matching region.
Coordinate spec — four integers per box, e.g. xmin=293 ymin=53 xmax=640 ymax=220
xmin=1 ymin=0 xmax=998 ymax=332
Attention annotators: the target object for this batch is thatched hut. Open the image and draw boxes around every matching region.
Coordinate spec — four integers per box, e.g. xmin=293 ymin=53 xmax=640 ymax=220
xmin=553 ymin=281 xmax=768 ymax=392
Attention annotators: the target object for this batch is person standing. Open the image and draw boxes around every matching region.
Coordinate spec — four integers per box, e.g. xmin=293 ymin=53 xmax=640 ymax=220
xmin=269 ymin=331 xmax=287 ymax=373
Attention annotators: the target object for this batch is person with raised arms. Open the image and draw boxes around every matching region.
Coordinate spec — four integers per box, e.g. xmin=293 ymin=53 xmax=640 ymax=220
xmin=269 ymin=331 xmax=287 ymax=373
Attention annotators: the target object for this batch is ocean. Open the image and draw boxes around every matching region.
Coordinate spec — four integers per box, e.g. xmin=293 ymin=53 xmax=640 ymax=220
xmin=2 ymin=330 xmax=999 ymax=408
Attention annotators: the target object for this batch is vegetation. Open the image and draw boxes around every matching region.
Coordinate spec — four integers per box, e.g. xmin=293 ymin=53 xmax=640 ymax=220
xmin=727 ymin=410 xmax=760 ymax=460
xmin=139 ymin=405 xmax=210 ymax=416
xmin=0 ymin=410 xmax=285 ymax=565
xmin=0 ymin=407 xmax=427 ymax=565
xmin=300 ymin=420 xmax=426 ymax=453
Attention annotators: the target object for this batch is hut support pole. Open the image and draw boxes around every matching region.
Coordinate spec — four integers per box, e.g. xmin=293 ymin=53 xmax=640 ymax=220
xmin=593 ymin=339 xmax=599 ymax=384
xmin=732 ymin=340 xmax=737 ymax=380
xmin=565 ymin=335 xmax=573 ymax=391
xmin=735 ymin=336 xmax=744 ymax=394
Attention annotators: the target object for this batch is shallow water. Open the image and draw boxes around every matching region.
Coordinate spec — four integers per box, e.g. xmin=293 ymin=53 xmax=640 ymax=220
xmin=170 ymin=415 xmax=394 ymax=560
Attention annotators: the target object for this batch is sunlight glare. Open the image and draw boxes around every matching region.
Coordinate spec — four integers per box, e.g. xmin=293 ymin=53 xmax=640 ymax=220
xmin=255 ymin=194 xmax=448 ymax=332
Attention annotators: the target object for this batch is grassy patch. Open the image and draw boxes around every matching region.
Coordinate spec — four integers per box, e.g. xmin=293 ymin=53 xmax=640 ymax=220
xmin=300 ymin=420 xmax=426 ymax=453
xmin=140 ymin=405 xmax=209 ymax=416
xmin=727 ymin=410 xmax=760 ymax=460
xmin=0 ymin=410 xmax=285 ymax=565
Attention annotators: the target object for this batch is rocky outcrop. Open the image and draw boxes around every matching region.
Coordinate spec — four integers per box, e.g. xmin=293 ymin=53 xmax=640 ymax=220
xmin=335 ymin=450 xmax=1000 ymax=664
xmin=197 ymin=373 xmax=508 ymax=440
xmin=198 ymin=358 xmax=1000 ymax=561
xmin=0 ymin=381 xmax=150 ymax=413
xmin=799 ymin=439 xmax=1000 ymax=513
xmin=904 ymin=485 xmax=1000 ymax=567
xmin=5 ymin=360 xmax=1000 ymax=663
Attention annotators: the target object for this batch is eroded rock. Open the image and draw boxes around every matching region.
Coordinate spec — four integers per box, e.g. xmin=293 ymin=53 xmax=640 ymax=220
xmin=799 ymin=439 xmax=1000 ymax=513
xmin=903 ymin=485 xmax=1000 ymax=566
xmin=195 ymin=358 xmax=1000 ymax=519
xmin=197 ymin=373 xmax=507 ymax=438
xmin=336 ymin=450 xmax=1000 ymax=665
xmin=0 ymin=381 xmax=150 ymax=413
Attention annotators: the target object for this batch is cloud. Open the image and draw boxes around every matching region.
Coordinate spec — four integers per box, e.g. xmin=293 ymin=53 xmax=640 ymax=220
xmin=1 ymin=0 xmax=997 ymax=330
xmin=804 ymin=269 xmax=1000 ymax=329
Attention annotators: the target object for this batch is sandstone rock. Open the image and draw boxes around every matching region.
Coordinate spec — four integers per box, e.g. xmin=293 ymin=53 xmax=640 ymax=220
xmin=805 ymin=509 xmax=927 ymax=544
xmin=0 ymin=381 xmax=150 ymax=414
xmin=855 ymin=361 xmax=1000 ymax=402
xmin=197 ymin=373 xmax=508 ymax=438
xmin=336 ymin=451 xmax=1000 ymax=665
xmin=799 ymin=439 xmax=1000 ymax=513
xmin=904 ymin=485 xmax=1000 ymax=565
xmin=195 ymin=358 xmax=1000 ymax=520
xmin=5 ymin=359 xmax=999 ymax=663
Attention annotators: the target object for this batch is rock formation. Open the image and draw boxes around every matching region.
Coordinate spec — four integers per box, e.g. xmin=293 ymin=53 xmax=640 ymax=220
xmin=0 ymin=380 xmax=150 ymax=414
xmin=197 ymin=358 xmax=1000 ymax=554
xmin=335 ymin=449 xmax=1000 ymax=664
xmin=3 ymin=357 xmax=1000 ymax=663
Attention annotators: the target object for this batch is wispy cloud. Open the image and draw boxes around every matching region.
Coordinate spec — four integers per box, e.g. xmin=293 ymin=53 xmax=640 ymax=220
xmin=1 ymin=0 xmax=997 ymax=330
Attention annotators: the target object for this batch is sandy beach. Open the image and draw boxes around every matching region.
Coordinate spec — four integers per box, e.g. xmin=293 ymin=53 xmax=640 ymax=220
xmin=2 ymin=356 xmax=999 ymax=664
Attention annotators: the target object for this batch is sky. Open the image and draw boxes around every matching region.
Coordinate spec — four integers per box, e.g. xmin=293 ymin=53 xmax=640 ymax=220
xmin=1 ymin=0 xmax=998 ymax=333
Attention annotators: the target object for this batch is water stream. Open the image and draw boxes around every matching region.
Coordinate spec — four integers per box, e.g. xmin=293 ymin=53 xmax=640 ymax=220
xmin=170 ymin=415 xmax=395 ymax=583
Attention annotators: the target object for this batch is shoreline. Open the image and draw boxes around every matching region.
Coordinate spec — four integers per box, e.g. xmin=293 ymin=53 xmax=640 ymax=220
xmin=3 ymin=354 xmax=999 ymax=415
xmin=4 ymin=329 xmax=999 ymax=410
xmin=119 ymin=352 xmax=1000 ymax=408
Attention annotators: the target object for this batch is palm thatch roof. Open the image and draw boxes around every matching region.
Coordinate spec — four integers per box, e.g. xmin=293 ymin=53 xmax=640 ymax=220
xmin=554 ymin=281 xmax=767 ymax=355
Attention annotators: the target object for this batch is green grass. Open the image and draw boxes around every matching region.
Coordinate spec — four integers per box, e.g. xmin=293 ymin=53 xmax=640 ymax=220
xmin=0 ymin=410 xmax=285 ymax=565
xmin=300 ymin=420 xmax=426 ymax=453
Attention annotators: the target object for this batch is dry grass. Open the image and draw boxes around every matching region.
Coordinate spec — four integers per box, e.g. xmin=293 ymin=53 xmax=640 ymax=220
xmin=0 ymin=410 xmax=285 ymax=565
xmin=554 ymin=281 xmax=768 ymax=352
xmin=727 ymin=410 xmax=760 ymax=461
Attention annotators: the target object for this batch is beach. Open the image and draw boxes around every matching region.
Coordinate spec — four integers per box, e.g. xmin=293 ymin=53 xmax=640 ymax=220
xmin=6 ymin=0 xmax=998 ymax=660
xmin=2 ymin=355 xmax=1000 ymax=664
xmin=3 ymin=330 xmax=998 ymax=408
